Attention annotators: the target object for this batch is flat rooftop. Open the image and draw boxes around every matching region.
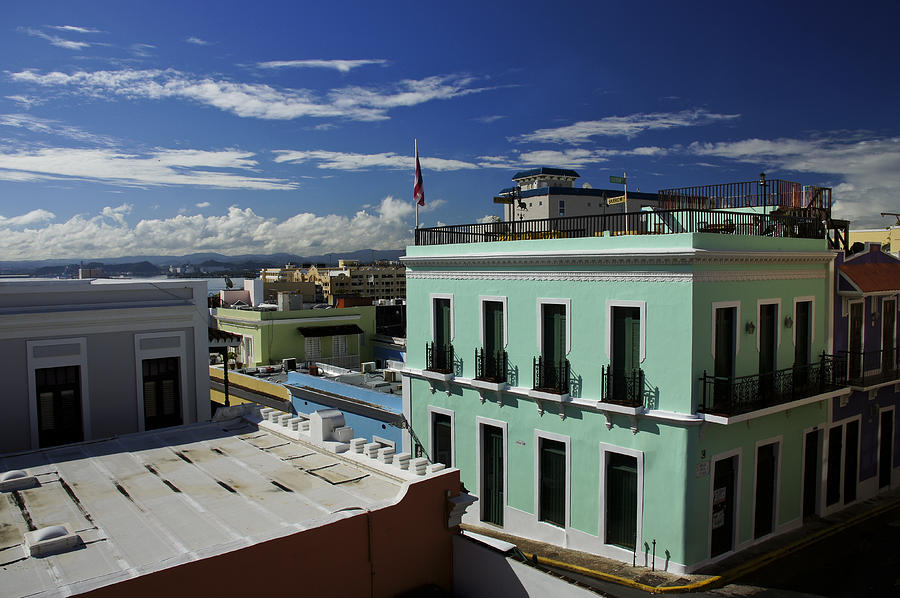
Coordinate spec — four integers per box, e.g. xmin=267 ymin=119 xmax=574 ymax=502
xmin=0 ymin=416 xmax=408 ymax=597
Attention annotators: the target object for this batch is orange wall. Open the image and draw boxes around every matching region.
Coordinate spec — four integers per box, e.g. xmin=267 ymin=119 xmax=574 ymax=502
xmin=81 ymin=470 xmax=460 ymax=598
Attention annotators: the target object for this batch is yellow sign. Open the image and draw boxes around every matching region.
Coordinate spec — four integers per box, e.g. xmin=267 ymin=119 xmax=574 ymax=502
xmin=607 ymin=195 xmax=626 ymax=205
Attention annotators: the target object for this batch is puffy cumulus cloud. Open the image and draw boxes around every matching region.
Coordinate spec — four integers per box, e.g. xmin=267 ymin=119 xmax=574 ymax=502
xmin=9 ymin=68 xmax=488 ymax=122
xmin=257 ymin=59 xmax=387 ymax=72
xmin=0 ymin=146 xmax=297 ymax=190
xmin=0 ymin=198 xmax=428 ymax=260
xmin=689 ymin=135 xmax=900 ymax=227
xmin=515 ymin=109 xmax=740 ymax=144
xmin=0 ymin=209 xmax=55 ymax=227
xmin=195 ymin=201 xmax=211 ymax=208
xmin=273 ymin=149 xmax=478 ymax=171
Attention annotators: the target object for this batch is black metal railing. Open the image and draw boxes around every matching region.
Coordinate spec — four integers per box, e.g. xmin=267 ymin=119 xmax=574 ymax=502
xmin=658 ymin=179 xmax=832 ymax=211
xmin=699 ymin=353 xmax=846 ymax=417
xmin=533 ymin=357 xmax=570 ymax=394
xmin=601 ymin=366 xmax=644 ymax=407
xmin=414 ymin=208 xmax=826 ymax=246
xmin=838 ymin=349 xmax=900 ymax=387
xmin=425 ymin=342 xmax=454 ymax=374
xmin=475 ymin=348 xmax=508 ymax=383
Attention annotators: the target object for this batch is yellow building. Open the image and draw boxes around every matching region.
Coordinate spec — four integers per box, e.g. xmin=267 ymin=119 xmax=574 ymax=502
xmin=848 ymin=226 xmax=900 ymax=256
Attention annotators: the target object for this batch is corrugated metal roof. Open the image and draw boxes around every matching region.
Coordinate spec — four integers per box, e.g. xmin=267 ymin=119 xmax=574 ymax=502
xmin=0 ymin=420 xmax=404 ymax=596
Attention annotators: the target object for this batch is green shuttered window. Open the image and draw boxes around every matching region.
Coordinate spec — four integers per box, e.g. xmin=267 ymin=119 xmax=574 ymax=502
xmin=539 ymin=438 xmax=566 ymax=527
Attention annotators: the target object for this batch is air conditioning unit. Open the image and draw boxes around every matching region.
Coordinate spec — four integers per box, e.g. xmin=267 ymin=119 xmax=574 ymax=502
xmin=361 ymin=361 xmax=376 ymax=373
xmin=282 ymin=358 xmax=297 ymax=371
xmin=383 ymin=370 xmax=398 ymax=383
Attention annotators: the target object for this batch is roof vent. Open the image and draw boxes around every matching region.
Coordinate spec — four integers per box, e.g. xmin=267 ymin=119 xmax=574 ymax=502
xmin=24 ymin=524 xmax=81 ymax=557
xmin=0 ymin=470 xmax=38 ymax=492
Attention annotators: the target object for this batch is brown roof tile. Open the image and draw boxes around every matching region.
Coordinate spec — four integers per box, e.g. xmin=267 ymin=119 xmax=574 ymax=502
xmin=839 ymin=262 xmax=900 ymax=293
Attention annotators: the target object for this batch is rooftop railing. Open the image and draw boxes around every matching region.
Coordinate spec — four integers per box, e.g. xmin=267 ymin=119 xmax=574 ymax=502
xmin=838 ymin=349 xmax=899 ymax=388
xmin=658 ymin=179 xmax=832 ymax=211
xmin=414 ymin=208 xmax=826 ymax=246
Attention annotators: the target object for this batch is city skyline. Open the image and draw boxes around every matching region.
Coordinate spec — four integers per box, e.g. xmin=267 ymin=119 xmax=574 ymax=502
xmin=1 ymin=1 xmax=899 ymax=259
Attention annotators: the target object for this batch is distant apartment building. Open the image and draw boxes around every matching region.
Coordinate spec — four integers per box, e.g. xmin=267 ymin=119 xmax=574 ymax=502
xmin=261 ymin=259 xmax=406 ymax=303
xmin=0 ymin=278 xmax=210 ymax=453
xmin=498 ymin=167 xmax=659 ymax=222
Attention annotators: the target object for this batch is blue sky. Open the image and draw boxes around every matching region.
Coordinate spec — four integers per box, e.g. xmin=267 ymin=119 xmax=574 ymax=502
xmin=1 ymin=1 xmax=899 ymax=259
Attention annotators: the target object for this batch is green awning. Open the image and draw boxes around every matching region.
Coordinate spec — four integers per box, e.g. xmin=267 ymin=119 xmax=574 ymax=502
xmin=297 ymin=324 xmax=364 ymax=337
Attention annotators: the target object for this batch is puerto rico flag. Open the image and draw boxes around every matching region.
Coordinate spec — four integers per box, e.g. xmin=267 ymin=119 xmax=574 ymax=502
xmin=413 ymin=142 xmax=425 ymax=206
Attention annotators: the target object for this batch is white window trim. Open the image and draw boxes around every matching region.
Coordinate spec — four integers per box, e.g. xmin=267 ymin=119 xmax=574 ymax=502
xmin=430 ymin=293 xmax=455 ymax=342
xmin=26 ymin=337 xmax=91 ymax=449
xmin=598 ymin=443 xmax=644 ymax=551
xmin=605 ymin=300 xmax=647 ymax=363
xmin=476 ymin=416 xmax=508 ymax=524
xmin=881 ymin=296 xmax=897 ymax=355
xmin=134 ymin=331 xmax=188 ymax=432
xmin=478 ymin=295 xmax=508 ymax=348
xmin=876 ymin=405 xmax=895 ymax=490
xmin=756 ymin=298 xmax=782 ymax=352
xmin=538 ymin=298 xmax=572 ymax=355
xmin=707 ymin=448 xmax=742 ymax=559
xmin=824 ymin=414 xmax=863 ymax=515
xmin=750 ymin=436 xmax=783 ymax=541
xmin=305 ymin=336 xmax=321 ymax=360
xmin=792 ymin=296 xmax=816 ymax=348
xmin=711 ymin=301 xmax=741 ymax=359
xmin=533 ymin=429 xmax=571 ymax=529
xmin=427 ymin=405 xmax=455 ymax=467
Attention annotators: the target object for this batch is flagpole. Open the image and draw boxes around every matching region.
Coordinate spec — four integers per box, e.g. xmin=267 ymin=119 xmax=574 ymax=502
xmin=414 ymin=138 xmax=419 ymax=230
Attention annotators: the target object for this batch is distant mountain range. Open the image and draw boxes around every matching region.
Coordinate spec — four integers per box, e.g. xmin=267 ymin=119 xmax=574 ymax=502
xmin=0 ymin=248 xmax=406 ymax=277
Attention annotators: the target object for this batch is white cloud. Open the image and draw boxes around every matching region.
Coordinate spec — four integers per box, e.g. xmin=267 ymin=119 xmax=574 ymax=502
xmin=473 ymin=115 xmax=505 ymax=124
xmin=9 ymin=68 xmax=488 ymax=122
xmin=476 ymin=146 xmax=668 ymax=170
xmin=49 ymin=25 xmax=101 ymax=34
xmin=4 ymin=95 xmax=43 ymax=109
xmin=515 ymin=109 xmax=740 ymax=144
xmin=688 ymin=135 xmax=900 ymax=227
xmin=195 ymin=201 xmax=211 ymax=208
xmin=0 ymin=209 xmax=55 ymax=227
xmin=256 ymin=59 xmax=387 ymax=72
xmin=130 ymin=43 xmax=156 ymax=58
xmin=0 ymin=113 xmax=116 ymax=145
xmin=185 ymin=36 xmax=211 ymax=46
xmin=21 ymin=27 xmax=90 ymax=50
xmin=0 ymin=147 xmax=298 ymax=190
xmin=273 ymin=149 xmax=479 ymax=171
xmin=0 ymin=198 xmax=422 ymax=260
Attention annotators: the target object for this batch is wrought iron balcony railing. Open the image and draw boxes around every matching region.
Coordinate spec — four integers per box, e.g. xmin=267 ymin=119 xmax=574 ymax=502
xmin=475 ymin=348 xmax=507 ymax=383
xmin=699 ymin=353 xmax=846 ymax=417
xmin=533 ymin=356 xmax=570 ymax=395
xmin=425 ymin=342 xmax=454 ymax=374
xmin=601 ymin=366 xmax=644 ymax=407
xmin=413 ymin=208 xmax=827 ymax=246
xmin=838 ymin=349 xmax=899 ymax=387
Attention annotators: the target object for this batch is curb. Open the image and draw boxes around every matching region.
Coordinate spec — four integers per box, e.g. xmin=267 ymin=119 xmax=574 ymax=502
xmin=521 ymin=496 xmax=900 ymax=594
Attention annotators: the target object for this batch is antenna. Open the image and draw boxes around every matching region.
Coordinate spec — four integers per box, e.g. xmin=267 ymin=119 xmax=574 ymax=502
xmin=881 ymin=212 xmax=900 ymax=226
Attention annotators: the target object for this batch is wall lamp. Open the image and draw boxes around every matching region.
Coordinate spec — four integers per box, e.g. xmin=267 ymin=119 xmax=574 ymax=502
xmin=784 ymin=315 xmax=793 ymax=329
xmin=745 ymin=321 xmax=756 ymax=334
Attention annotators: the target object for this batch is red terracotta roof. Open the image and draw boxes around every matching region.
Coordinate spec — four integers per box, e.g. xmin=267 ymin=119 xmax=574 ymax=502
xmin=839 ymin=262 xmax=900 ymax=293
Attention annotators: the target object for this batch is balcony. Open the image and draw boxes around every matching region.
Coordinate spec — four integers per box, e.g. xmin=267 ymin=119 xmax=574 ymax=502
xmin=838 ymin=349 xmax=899 ymax=388
xmin=533 ymin=357 xmax=570 ymax=395
xmin=414 ymin=208 xmax=827 ymax=246
xmin=425 ymin=342 xmax=454 ymax=374
xmin=658 ymin=178 xmax=832 ymax=211
xmin=601 ymin=366 xmax=644 ymax=407
xmin=699 ymin=353 xmax=846 ymax=417
xmin=475 ymin=348 xmax=507 ymax=383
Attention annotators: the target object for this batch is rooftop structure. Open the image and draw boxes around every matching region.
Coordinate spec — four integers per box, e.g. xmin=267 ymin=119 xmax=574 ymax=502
xmin=0 ymin=404 xmax=468 ymax=597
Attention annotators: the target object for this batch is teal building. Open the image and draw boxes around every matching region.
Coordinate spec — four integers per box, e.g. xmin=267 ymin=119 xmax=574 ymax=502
xmin=401 ymin=178 xmax=852 ymax=573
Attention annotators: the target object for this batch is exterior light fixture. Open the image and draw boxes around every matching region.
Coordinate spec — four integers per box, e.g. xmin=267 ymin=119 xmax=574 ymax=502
xmin=784 ymin=315 xmax=793 ymax=328
xmin=745 ymin=321 xmax=756 ymax=335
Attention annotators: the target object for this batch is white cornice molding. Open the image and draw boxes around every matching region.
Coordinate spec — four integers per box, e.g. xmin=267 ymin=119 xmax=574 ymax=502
xmin=402 ymin=248 xmax=834 ymax=269
xmin=407 ymin=269 xmax=825 ymax=283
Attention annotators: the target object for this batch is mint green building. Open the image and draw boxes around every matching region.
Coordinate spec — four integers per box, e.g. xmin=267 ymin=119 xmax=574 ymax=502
xmin=214 ymin=306 xmax=375 ymax=369
xmin=401 ymin=179 xmax=850 ymax=573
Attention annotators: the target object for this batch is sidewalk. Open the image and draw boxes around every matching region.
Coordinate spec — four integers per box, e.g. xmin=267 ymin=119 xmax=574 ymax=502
xmin=459 ymin=486 xmax=900 ymax=594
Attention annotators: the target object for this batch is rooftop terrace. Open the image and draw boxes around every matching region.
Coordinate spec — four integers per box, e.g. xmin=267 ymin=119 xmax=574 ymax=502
xmin=414 ymin=207 xmax=828 ymax=246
